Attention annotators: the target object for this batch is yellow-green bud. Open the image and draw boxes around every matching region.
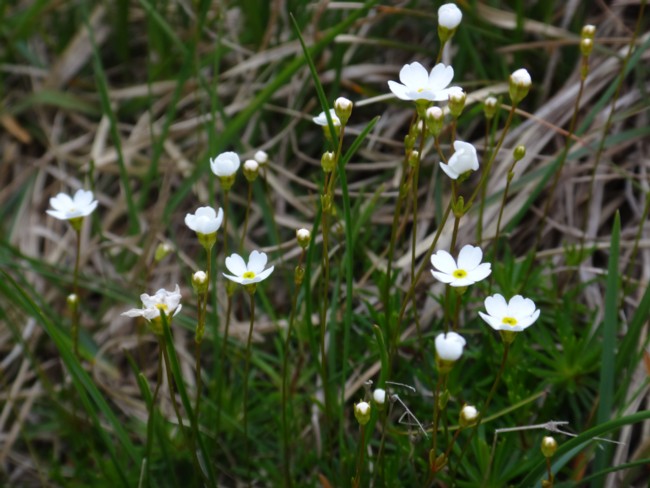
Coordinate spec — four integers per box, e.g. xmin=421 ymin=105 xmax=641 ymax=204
xmin=321 ymin=151 xmax=336 ymax=173
xmin=404 ymin=134 xmax=416 ymax=152
xmin=408 ymin=150 xmax=420 ymax=168
xmin=296 ymin=228 xmax=311 ymax=249
xmin=254 ymin=150 xmax=269 ymax=165
xmin=541 ymin=436 xmax=558 ymax=458
xmin=425 ymin=106 xmax=444 ymax=137
xmin=484 ymin=96 xmax=498 ymax=120
xmin=243 ymin=159 xmax=259 ymax=182
xmin=580 ymin=38 xmax=593 ymax=57
xmin=514 ymin=145 xmax=526 ymax=161
xmin=67 ymin=293 xmax=79 ymax=312
xmin=437 ymin=3 xmax=462 ymax=44
xmin=509 ymin=69 xmax=532 ymax=105
xmin=459 ymin=404 xmax=478 ymax=428
xmin=581 ymin=24 xmax=596 ymax=40
xmin=154 ymin=243 xmax=173 ymax=262
xmin=437 ymin=389 xmax=449 ymax=410
xmin=294 ymin=264 xmax=305 ymax=285
xmin=354 ymin=401 xmax=371 ymax=426
xmin=192 ymin=270 xmax=208 ymax=295
xmin=448 ymin=90 xmax=466 ymax=118
xmin=334 ymin=97 xmax=353 ymax=126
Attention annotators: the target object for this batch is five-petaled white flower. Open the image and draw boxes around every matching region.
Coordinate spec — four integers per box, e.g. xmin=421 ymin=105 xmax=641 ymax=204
xmin=478 ymin=294 xmax=540 ymax=332
xmin=440 ymin=141 xmax=479 ymax=180
xmin=210 ymin=151 xmax=240 ymax=177
xmin=431 ymin=244 xmax=491 ymax=287
xmin=388 ymin=62 xmax=463 ymax=103
xmin=313 ymin=109 xmax=341 ymax=127
xmin=223 ymin=250 xmax=274 ymax=285
xmin=438 ymin=3 xmax=462 ymax=30
xmin=122 ymin=285 xmax=183 ymax=322
xmin=47 ymin=189 xmax=98 ymax=220
xmin=435 ymin=331 xmax=466 ymax=361
xmin=185 ymin=206 xmax=224 ymax=235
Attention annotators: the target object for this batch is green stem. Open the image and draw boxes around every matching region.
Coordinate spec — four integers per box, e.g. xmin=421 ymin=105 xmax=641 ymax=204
xmin=240 ymin=182 xmax=253 ymax=250
xmin=352 ymin=424 xmax=367 ymax=488
xmin=72 ymin=228 xmax=81 ymax=357
xmin=215 ymin=294 xmax=233 ymax=438
xmin=223 ymin=190 xmax=230 ymax=257
xmin=243 ymin=293 xmax=256 ymax=485
xmin=145 ymin=348 xmax=163 ymax=486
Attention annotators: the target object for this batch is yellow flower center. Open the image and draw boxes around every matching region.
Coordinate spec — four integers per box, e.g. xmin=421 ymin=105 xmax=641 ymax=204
xmin=502 ymin=316 xmax=518 ymax=327
xmin=155 ymin=303 xmax=168 ymax=312
xmin=417 ymin=88 xmax=424 ymax=93
xmin=452 ymin=269 xmax=467 ymax=279
xmin=242 ymin=271 xmax=256 ymax=279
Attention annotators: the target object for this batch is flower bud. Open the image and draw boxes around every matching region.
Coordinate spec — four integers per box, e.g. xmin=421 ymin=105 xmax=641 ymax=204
xmin=334 ymin=97 xmax=353 ymax=125
xmin=448 ymin=90 xmax=466 ymax=118
xmin=254 ymin=150 xmax=269 ymax=165
xmin=435 ymin=332 xmax=466 ymax=373
xmin=580 ymin=38 xmax=593 ymax=57
xmin=509 ymin=68 xmax=532 ymax=105
xmin=243 ymin=159 xmax=259 ymax=182
xmin=483 ymin=96 xmax=498 ymax=120
xmin=296 ymin=228 xmax=311 ymax=249
xmin=438 ymin=3 xmax=462 ymax=43
xmin=459 ymin=404 xmax=478 ymax=428
xmin=425 ymin=106 xmax=444 ymax=137
xmin=67 ymin=293 xmax=79 ymax=312
xmin=404 ymin=134 xmax=416 ymax=152
xmin=192 ymin=270 xmax=208 ymax=295
xmin=354 ymin=401 xmax=371 ymax=426
xmin=294 ymin=264 xmax=305 ymax=285
xmin=373 ymin=388 xmax=387 ymax=409
xmin=514 ymin=145 xmax=526 ymax=161
xmin=154 ymin=242 xmax=173 ymax=262
xmin=541 ymin=436 xmax=558 ymax=458
xmin=581 ymin=24 xmax=596 ymax=40
xmin=321 ymin=151 xmax=336 ymax=173
xmin=408 ymin=150 xmax=420 ymax=168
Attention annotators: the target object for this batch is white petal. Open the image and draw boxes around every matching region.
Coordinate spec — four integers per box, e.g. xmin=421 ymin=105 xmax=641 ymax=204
xmin=74 ymin=189 xmax=94 ymax=206
xmin=517 ymin=308 xmax=540 ymax=329
xmin=387 ymin=81 xmax=411 ymax=100
xmin=478 ymin=311 xmax=501 ymax=330
xmin=449 ymin=276 xmax=475 ymax=287
xmin=430 ymin=250 xmax=457 ymax=273
xmin=46 ymin=209 xmax=67 ymax=220
xmin=255 ymin=266 xmax=274 ymax=282
xmin=431 ymin=270 xmax=454 ymax=283
xmin=509 ymin=295 xmax=536 ymax=317
xmin=484 ymin=294 xmax=508 ymax=319
xmin=399 ymin=62 xmax=429 ymax=89
xmin=428 ymin=63 xmax=454 ymax=92
xmin=467 ymin=263 xmax=491 ymax=283
xmin=222 ymin=273 xmax=244 ymax=284
xmin=195 ymin=207 xmax=216 ymax=219
xmin=225 ymin=254 xmax=247 ymax=276
xmin=457 ymin=245 xmax=483 ymax=270
xmin=50 ymin=193 xmax=73 ymax=211
xmin=432 ymin=85 xmax=463 ymax=101
xmin=184 ymin=213 xmax=197 ymax=231
xmin=122 ymin=308 xmax=145 ymax=317
xmin=439 ymin=162 xmax=459 ymax=179
xmin=247 ymin=250 xmax=268 ymax=273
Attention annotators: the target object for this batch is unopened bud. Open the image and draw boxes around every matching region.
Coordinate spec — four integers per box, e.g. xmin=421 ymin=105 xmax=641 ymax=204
xmin=459 ymin=404 xmax=479 ymax=428
xmin=294 ymin=265 xmax=305 ymax=285
xmin=67 ymin=293 xmax=79 ymax=310
xmin=408 ymin=150 xmax=420 ymax=168
xmin=448 ymin=90 xmax=466 ymax=118
xmin=321 ymin=151 xmax=336 ymax=173
xmin=514 ymin=145 xmax=526 ymax=161
xmin=154 ymin=243 xmax=173 ymax=262
xmin=509 ymin=69 xmax=532 ymax=105
xmin=296 ymin=228 xmax=311 ymax=248
xmin=254 ymin=150 xmax=269 ymax=165
xmin=243 ymin=159 xmax=259 ymax=182
xmin=581 ymin=24 xmax=596 ymax=40
xmin=192 ymin=270 xmax=208 ymax=294
xmin=354 ymin=401 xmax=371 ymax=426
xmin=438 ymin=3 xmax=462 ymax=43
xmin=334 ymin=97 xmax=353 ymax=125
xmin=541 ymin=436 xmax=558 ymax=458
xmin=404 ymin=134 xmax=416 ymax=152
xmin=425 ymin=106 xmax=444 ymax=136
xmin=484 ymin=96 xmax=498 ymax=120
xmin=580 ymin=38 xmax=593 ymax=57
xmin=373 ymin=388 xmax=387 ymax=409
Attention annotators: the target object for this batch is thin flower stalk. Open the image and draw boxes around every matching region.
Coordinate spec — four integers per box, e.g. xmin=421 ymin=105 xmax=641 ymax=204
xmin=215 ymin=292 xmax=233 ymax=438
xmin=71 ymin=229 xmax=81 ymax=357
xmin=145 ymin=347 xmax=164 ymax=484
xmin=240 ymin=180 xmax=253 ymax=249
xmin=352 ymin=423 xmax=367 ymax=488
xmin=242 ymin=292 xmax=256 ymax=482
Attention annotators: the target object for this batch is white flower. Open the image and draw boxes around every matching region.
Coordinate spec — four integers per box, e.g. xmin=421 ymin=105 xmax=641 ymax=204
xmin=438 ymin=3 xmax=462 ymax=29
xmin=223 ymin=250 xmax=274 ymax=285
xmin=210 ymin=151 xmax=240 ymax=177
xmin=47 ymin=189 xmax=98 ymax=220
xmin=431 ymin=244 xmax=491 ymax=287
xmin=478 ymin=294 xmax=540 ymax=332
xmin=122 ymin=285 xmax=183 ymax=322
xmin=185 ymin=206 xmax=223 ymax=235
xmin=435 ymin=331 xmax=466 ymax=361
xmin=373 ymin=388 xmax=386 ymax=405
xmin=388 ymin=62 xmax=463 ymax=103
xmin=511 ymin=68 xmax=532 ymax=88
xmin=313 ymin=109 xmax=341 ymax=127
xmin=439 ymin=141 xmax=479 ymax=180
xmin=254 ymin=150 xmax=268 ymax=164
